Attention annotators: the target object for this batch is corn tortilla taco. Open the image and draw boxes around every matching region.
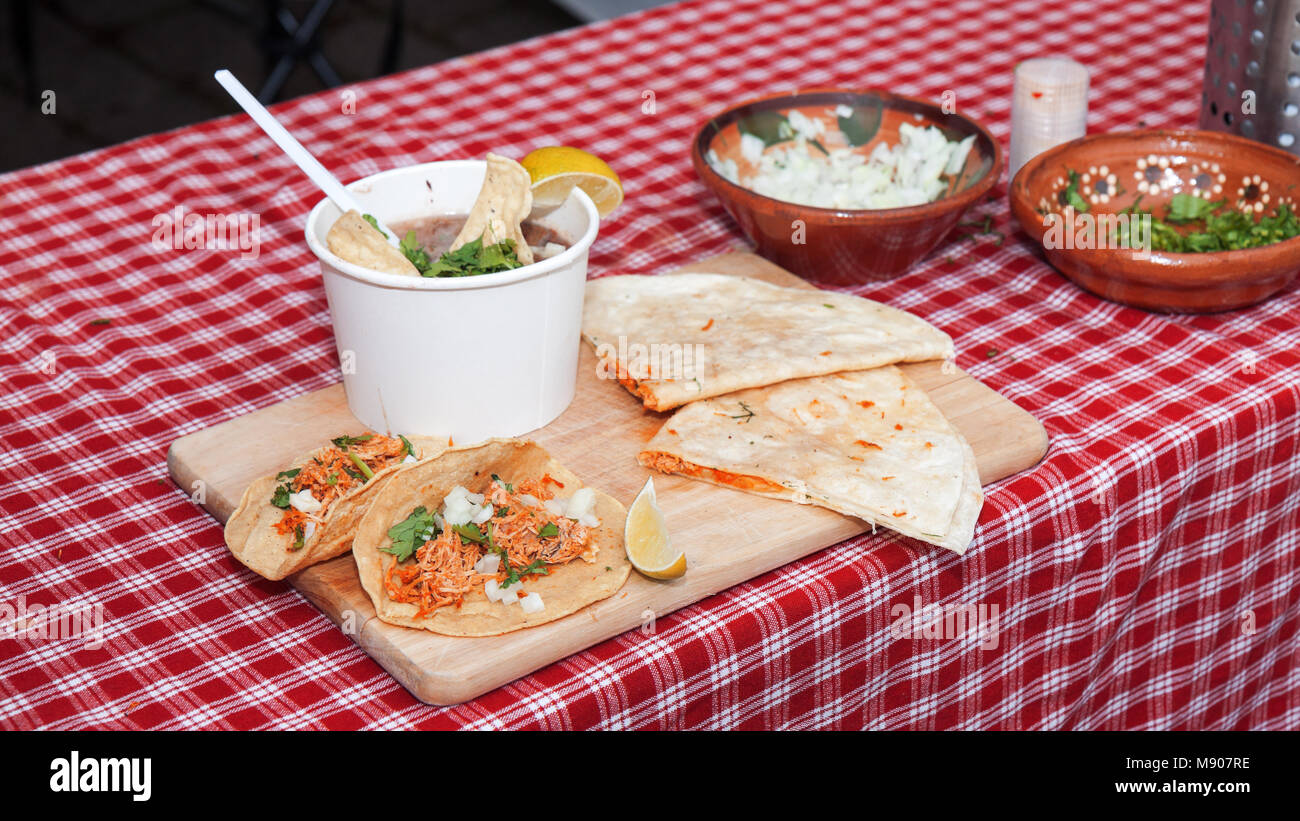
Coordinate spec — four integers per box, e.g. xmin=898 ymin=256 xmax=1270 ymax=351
xmin=225 ymin=433 xmax=442 ymax=580
xmin=353 ymin=439 xmax=630 ymax=636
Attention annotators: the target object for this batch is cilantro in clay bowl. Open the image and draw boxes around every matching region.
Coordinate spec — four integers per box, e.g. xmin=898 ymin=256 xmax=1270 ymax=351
xmin=1010 ymin=129 xmax=1300 ymax=313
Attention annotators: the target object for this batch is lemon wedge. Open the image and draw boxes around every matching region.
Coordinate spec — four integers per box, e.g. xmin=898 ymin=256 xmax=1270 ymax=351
xmin=624 ymin=477 xmax=685 ymax=579
xmin=521 ymin=146 xmax=624 ymax=217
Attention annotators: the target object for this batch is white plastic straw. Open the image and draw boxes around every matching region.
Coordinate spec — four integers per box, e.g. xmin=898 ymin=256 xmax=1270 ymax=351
xmin=213 ymin=69 xmax=402 ymax=247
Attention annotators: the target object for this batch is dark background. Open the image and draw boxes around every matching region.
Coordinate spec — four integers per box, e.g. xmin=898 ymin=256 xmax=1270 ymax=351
xmin=0 ymin=0 xmax=648 ymax=173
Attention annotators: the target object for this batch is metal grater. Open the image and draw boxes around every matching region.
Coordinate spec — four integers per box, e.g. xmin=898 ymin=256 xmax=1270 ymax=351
xmin=1201 ymin=0 xmax=1300 ymax=153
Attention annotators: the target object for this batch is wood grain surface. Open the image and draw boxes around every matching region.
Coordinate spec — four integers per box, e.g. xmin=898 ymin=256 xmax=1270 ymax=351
xmin=168 ymin=252 xmax=1047 ymax=704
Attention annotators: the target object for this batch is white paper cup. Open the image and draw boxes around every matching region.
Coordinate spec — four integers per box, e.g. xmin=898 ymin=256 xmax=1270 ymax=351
xmin=304 ymin=160 xmax=599 ymax=444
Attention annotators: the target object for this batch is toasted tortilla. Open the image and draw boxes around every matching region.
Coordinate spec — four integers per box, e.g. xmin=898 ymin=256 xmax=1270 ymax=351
xmin=449 ymin=153 xmax=535 ymax=265
xmin=353 ymin=439 xmax=630 ymax=636
xmin=326 ymin=209 xmax=421 ymax=277
xmin=637 ymin=367 xmax=982 ymax=554
xmin=582 ymin=273 xmax=954 ymax=410
xmin=224 ymin=435 xmax=443 ymax=580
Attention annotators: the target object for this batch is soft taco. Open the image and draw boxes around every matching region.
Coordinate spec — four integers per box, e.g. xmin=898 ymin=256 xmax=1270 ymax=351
xmin=353 ymin=439 xmax=630 ymax=636
xmin=225 ymin=433 xmax=442 ymax=580
xmin=637 ymin=367 xmax=982 ymax=554
xmin=582 ymin=273 xmax=954 ymax=411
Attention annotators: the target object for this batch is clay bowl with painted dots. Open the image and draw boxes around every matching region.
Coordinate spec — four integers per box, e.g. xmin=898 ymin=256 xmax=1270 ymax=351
xmin=1010 ymin=129 xmax=1300 ymax=313
xmin=691 ymin=88 xmax=1001 ymax=286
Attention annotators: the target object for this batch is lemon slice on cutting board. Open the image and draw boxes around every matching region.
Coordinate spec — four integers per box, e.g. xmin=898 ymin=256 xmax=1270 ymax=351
xmin=624 ymin=477 xmax=685 ymax=579
xmin=521 ymin=146 xmax=624 ymax=217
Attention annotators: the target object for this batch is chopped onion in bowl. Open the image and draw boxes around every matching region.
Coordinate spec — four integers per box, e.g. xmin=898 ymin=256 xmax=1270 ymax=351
xmin=709 ymin=119 xmax=975 ymax=210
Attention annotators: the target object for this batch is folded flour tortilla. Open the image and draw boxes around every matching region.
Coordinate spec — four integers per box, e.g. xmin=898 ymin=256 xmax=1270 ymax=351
xmin=583 ymin=273 xmax=954 ymax=410
xmin=637 ymin=367 xmax=982 ymax=554
xmin=353 ymin=439 xmax=631 ymax=636
xmin=225 ymin=435 xmax=443 ymax=580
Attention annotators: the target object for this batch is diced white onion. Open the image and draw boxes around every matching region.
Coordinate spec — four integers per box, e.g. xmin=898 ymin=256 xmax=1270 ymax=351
xmin=577 ymin=513 xmax=601 ymax=529
xmin=402 ymin=454 xmax=417 ymax=464
xmin=518 ymin=493 xmax=541 ymax=507
xmin=520 ymin=592 xmax=544 ymax=614
xmin=484 ymin=578 xmax=502 ymax=602
xmin=564 ymin=487 xmax=596 ymax=521
xmin=442 ymin=499 xmax=474 ymax=526
xmin=471 ymin=504 xmax=494 ymax=525
xmin=289 ymin=489 xmax=321 ymax=514
xmin=474 ymin=553 xmax=501 ymax=574
xmin=543 ymin=499 xmax=565 ymax=516
xmin=498 ymin=586 xmax=519 ymax=605
xmin=303 ymin=520 xmax=317 ymax=542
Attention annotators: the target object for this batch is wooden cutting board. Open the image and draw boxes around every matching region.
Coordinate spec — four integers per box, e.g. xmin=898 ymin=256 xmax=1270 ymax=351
xmin=168 ymin=252 xmax=1047 ymax=704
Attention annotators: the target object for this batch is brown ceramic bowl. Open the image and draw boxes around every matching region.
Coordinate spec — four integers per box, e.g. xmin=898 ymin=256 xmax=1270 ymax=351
xmin=1010 ymin=129 xmax=1300 ymax=313
xmin=691 ymin=89 xmax=1001 ymax=286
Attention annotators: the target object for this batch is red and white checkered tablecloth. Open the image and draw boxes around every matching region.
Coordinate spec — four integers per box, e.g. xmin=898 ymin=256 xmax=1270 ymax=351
xmin=2 ymin=0 xmax=1298 ymax=730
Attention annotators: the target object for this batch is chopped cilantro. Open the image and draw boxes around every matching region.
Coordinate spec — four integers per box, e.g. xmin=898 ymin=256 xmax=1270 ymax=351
xmin=536 ymin=522 xmax=559 ymax=540
xmin=362 ymin=213 xmax=387 ymax=238
xmin=729 ymin=401 xmax=756 ymax=423
xmin=331 ymin=434 xmax=374 ymax=451
xmin=500 ymin=558 xmax=548 ymax=589
xmin=453 ymin=523 xmax=486 ymax=544
xmin=382 ymin=506 xmax=438 ymax=562
xmin=420 ymin=235 xmax=524 ymax=278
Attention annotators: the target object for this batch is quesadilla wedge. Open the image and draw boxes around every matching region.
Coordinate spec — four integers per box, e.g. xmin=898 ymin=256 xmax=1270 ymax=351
xmin=225 ymin=433 xmax=442 ymax=580
xmin=637 ymin=367 xmax=982 ymax=554
xmin=353 ymin=439 xmax=631 ymax=636
xmin=583 ymin=273 xmax=954 ymax=411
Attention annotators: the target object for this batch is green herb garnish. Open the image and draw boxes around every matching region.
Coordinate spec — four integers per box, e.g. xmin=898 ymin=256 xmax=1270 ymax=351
xmin=491 ymin=473 xmax=514 ymax=493
xmin=382 ymin=506 xmax=438 ymax=562
xmin=500 ymin=558 xmax=549 ymax=589
xmin=331 ymin=433 xmax=374 ymax=451
xmin=453 ymin=523 xmax=486 ymax=544
xmin=536 ymin=522 xmax=559 ymax=540
xmin=270 ymin=468 xmax=300 ymax=508
xmin=1060 ymin=169 xmax=1089 ymax=212
xmin=1118 ymin=193 xmax=1300 ymax=253
xmin=271 ymin=483 xmax=292 ymax=509
xmin=347 ymin=453 xmax=374 ymax=481
xmin=291 ymin=524 xmax=306 ymax=551
xmin=729 ymin=400 xmax=756 ymax=423
xmin=362 ymin=213 xmax=387 ymax=238
xmin=419 ymin=235 xmax=524 ymax=278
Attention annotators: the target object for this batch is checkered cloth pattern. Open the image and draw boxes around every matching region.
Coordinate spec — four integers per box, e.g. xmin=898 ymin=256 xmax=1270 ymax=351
xmin=1 ymin=0 xmax=1297 ymax=729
